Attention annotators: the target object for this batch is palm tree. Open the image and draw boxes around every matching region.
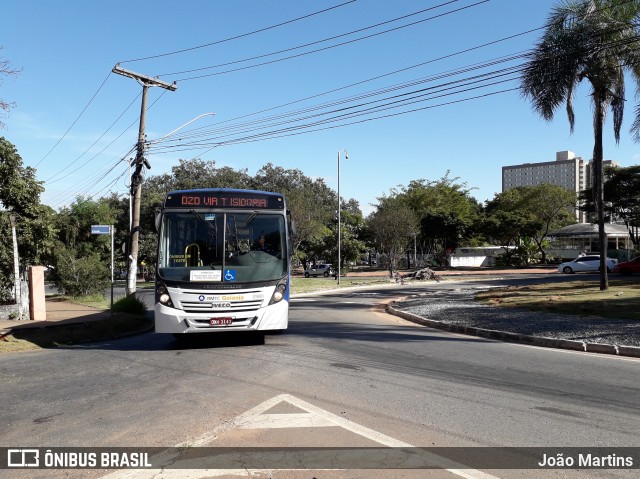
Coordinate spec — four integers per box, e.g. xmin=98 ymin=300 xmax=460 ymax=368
xmin=521 ymin=0 xmax=640 ymax=290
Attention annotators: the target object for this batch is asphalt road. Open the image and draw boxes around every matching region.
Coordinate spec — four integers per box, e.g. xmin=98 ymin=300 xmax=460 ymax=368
xmin=1 ymin=276 xmax=639 ymax=479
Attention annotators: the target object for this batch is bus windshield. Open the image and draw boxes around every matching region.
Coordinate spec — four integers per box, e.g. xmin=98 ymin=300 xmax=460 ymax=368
xmin=158 ymin=211 xmax=287 ymax=283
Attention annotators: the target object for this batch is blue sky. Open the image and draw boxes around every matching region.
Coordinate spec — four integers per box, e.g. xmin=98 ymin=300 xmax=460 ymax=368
xmin=3 ymin=0 xmax=640 ymax=216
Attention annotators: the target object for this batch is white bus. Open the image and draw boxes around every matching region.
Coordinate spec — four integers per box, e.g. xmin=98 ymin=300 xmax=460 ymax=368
xmin=154 ymin=188 xmax=292 ymax=338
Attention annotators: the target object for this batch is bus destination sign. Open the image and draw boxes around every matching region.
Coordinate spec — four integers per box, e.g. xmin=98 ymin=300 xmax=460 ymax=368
xmin=164 ymin=191 xmax=284 ymax=209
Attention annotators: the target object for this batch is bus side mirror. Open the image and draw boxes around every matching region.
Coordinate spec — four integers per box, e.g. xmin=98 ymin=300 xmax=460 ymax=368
xmin=287 ymin=210 xmax=297 ymax=235
xmin=286 ymin=210 xmax=296 ymax=255
xmin=155 ymin=207 xmax=162 ymax=232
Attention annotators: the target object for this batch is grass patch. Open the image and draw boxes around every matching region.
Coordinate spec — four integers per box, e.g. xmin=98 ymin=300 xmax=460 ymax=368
xmin=476 ymin=280 xmax=640 ymax=320
xmin=67 ymin=293 xmax=109 ymax=309
xmin=0 ymin=313 xmax=151 ymax=353
xmin=290 ymin=276 xmax=389 ymax=294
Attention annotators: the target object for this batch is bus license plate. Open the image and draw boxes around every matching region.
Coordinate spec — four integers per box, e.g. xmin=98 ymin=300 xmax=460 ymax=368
xmin=210 ymin=318 xmax=233 ymax=326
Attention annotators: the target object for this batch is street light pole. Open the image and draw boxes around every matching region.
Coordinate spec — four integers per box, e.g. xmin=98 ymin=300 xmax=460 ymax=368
xmin=337 ymin=149 xmax=348 ymax=285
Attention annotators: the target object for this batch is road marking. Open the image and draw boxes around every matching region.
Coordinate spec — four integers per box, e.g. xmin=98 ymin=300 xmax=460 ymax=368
xmin=237 ymin=395 xmax=497 ymax=479
xmin=515 ymin=342 xmax=640 ymax=362
xmin=101 ymin=394 xmax=498 ymax=479
xmin=235 ymin=394 xmax=411 ymax=446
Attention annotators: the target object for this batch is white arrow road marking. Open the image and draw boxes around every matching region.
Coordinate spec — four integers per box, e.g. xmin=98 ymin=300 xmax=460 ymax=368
xmin=101 ymin=394 xmax=498 ymax=479
xmin=235 ymin=394 xmax=411 ymax=446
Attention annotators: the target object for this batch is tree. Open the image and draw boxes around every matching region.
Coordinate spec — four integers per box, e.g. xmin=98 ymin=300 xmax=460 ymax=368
xmin=581 ymin=164 xmax=640 ymax=246
xmin=486 ymin=185 xmax=577 ymax=263
xmin=420 ymin=212 xmax=469 ymax=266
xmin=55 ymin=196 xmax=116 ymax=255
xmin=480 ymin=209 xmax=541 ymax=266
xmin=399 ymin=174 xmax=480 ymax=221
xmin=48 ymin=196 xmax=121 ymax=293
xmin=252 ymin=163 xmax=338 ymax=267
xmin=520 ymin=0 xmax=640 ymax=289
xmin=389 ymin=173 xmax=482 ymax=265
xmin=0 ymin=138 xmax=44 ymax=218
xmin=0 ymin=138 xmax=53 ymax=301
xmin=323 ymin=199 xmax=367 ymax=271
xmin=52 ymin=244 xmax=110 ymax=297
xmin=368 ymin=198 xmax=418 ymax=277
xmin=1 ymin=49 xmax=20 ymax=129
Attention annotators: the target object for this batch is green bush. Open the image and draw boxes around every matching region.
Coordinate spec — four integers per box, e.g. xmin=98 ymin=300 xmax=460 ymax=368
xmin=112 ymin=294 xmax=147 ymax=316
xmin=51 ymin=246 xmax=109 ymax=297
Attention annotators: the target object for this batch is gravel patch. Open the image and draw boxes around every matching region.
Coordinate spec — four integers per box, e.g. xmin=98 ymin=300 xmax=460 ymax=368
xmin=394 ymin=288 xmax=640 ymax=347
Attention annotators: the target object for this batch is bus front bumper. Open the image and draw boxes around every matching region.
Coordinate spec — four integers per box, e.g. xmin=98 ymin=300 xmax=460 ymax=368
xmin=154 ymin=301 xmax=289 ymax=334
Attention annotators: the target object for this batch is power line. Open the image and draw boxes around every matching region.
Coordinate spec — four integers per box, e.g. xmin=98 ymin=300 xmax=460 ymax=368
xmin=47 ymin=1 xmax=640 ymax=204
xmin=44 ymin=92 xmax=141 ymax=183
xmin=145 ymin=31 xmax=640 ymax=154
xmin=117 ymin=0 xmax=359 ymax=64
xmin=48 ymin=151 xmax=133 ymax=209
xmin=171 ymin=0 xmax=491 ymax=81
xmin=39 ymin=1 xmax=490 ymax=197
xmin=150 ymin=54 xmax=527 ymax=145
xmin=44 ymin=89 xmax=169 ymax=191
xmin=151 ymin=87 xmax=519 ymax=153
xmin=190 ymin=27 xmax=542 ymax=133
xmin=159 ymin=0 xmax=472 ymax=77
xmin=34 ymin=71 xmax=112 ymax=167
xmin=148 ymin=73 xmax=521 ymax=152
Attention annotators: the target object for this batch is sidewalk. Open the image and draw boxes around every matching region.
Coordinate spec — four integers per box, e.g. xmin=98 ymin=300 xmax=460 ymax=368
xmin=0 ymin=297 xmax=111 ymax=338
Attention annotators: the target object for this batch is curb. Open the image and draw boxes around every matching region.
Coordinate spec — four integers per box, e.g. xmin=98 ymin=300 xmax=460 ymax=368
xmin=386 ymin=302 xmax=640 ymax=359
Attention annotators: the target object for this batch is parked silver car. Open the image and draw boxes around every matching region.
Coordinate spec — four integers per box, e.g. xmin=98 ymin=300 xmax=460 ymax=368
xmin=304 ymin=264 xmax=334 ymax=278
xmin=558 ymin=255 xmax=618 ymax=274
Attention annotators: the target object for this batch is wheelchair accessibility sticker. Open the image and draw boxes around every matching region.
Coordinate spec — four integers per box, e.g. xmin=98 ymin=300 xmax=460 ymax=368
xmin=224 ymin=269 xmax=236 ymax=281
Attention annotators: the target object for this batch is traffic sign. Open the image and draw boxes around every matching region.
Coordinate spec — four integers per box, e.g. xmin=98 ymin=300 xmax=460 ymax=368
xmin=91 ymin=225 xmax=111 ymax=235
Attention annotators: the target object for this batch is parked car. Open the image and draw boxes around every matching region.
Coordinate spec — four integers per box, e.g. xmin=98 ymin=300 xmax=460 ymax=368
xmin=613 ymin=256 xmax=640 ymax=275
xmin=304 ymin=263 xmax=334 ymax=278
xmin=557 ymin=255 xmax=618 ymax=274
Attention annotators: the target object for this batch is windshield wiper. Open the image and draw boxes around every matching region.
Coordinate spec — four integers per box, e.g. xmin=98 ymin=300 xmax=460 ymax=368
xmin=240 ymin=210 xmax=258 ymax=230
xmin=189 ymin=209 xmax=217 ymax=239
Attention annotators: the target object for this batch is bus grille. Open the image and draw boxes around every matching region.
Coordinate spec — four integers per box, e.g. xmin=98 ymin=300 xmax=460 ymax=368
xmin=180 ymin=298 xmax=263 ymax=313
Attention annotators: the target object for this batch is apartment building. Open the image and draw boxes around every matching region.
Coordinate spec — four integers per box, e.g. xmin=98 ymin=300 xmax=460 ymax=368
xmin=502 ymin=151 xmax=619 ymax=222
xmin=502 ymin=151 xmax=585 ymax=193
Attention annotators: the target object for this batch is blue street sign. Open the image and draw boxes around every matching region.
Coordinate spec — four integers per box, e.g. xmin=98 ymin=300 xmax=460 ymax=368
xmin=91 ymin=225 xmax=111 ymax=235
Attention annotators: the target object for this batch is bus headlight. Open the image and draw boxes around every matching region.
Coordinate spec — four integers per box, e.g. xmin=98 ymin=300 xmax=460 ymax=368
xmin=269 ymin=278 xmax=288 ymax=305
xmin=156 ymin=284 xmax=174 ymax=307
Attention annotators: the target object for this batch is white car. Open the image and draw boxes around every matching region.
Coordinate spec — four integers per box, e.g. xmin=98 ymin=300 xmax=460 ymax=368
xmin=558 ymin=255 xmax=618 ymax=274
xmin=304 ymin=264 xmax=334 ymax=278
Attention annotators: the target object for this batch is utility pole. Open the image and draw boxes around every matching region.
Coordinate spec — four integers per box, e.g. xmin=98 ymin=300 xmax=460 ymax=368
xmin=112 ymin=64 xmax=177 ymax=295
xmin=9 ymin=214 xmax=22 ymax=319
